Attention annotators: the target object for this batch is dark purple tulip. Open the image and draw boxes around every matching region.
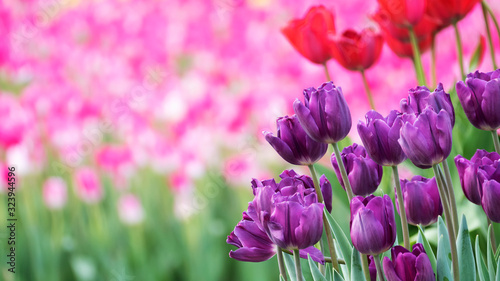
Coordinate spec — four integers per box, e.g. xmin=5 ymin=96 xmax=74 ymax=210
xmin=350 ymin=195 xmax=396 ymax=255
xmin=383 ymin=243 xmax=435 ymax=281
xmin=454 ymin=149 xmax=500 ymax=205
xmin=401 ymin=83 xmax=455 ymax=127
xmin=331 ymin=143 xmax=383 ymax=196
xmin=399 ymin=108 xmax=452 ymax=169
xmin=456 ymin=69 xmax=500 ymax=131
xmin=397 ymin=176 xmax=442 ymax=226
xmin=264 ymin=115 xmax=328 ymax=165
xmin=368 ymin=255 xmax=377 ymax=281
xmin=357 ymin=110 xmax=406 ymax=166
xmin=293 ymin=82 xmax=352 ymax=143
xmin=482 ymin=180 xmax=500 ymax=223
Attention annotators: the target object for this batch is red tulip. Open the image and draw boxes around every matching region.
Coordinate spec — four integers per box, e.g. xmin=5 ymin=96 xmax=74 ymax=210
xmin=376 ymin=0 xmax=427 ymax=27
xmin=372 ymin=9 xmax=438 ymax=41
xmin=426 ymin=0 xmax=481 ymax=27
xmin=383 ymin=32 xmax=433 ymax=58
xmin=329 ymin=28 xmax=384 ymax=71
xmin=281 ymin=5 xmax=336 ymax=64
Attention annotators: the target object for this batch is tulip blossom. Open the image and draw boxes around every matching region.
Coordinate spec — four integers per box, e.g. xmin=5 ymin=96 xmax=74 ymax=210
xmin=264 ymin=115 xmax=328 ymax=165
xmin=42 ymin=177 xmax=68 ymax=210
xmin=397 ymin=176 xmax=442 ymax=226
xmin=383 ymin=243 xmax=435 ymax=281
xmin=281 ymin=5 xmax=336 ymax=64
xmin=74 ymin=167 xmax=104 ymax=203
xmin=117 ymin=194 xmax=145 ymax=225
xmin=376 ymin=0 xmax=427 ymax=27
xmin=426 ymin=0 xmax=481 ymax=27
xmin=350 ymin=195 xmax=397 ymax=255
xmin=331 ymin=143 xmax=383 ymax=196
xmin=293 ymin=82 xmax=352 ymax=144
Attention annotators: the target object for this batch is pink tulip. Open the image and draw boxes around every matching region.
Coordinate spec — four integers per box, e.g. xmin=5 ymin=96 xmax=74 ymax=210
xmin=117 ymin=194 xmax=144 ymax=225
xmin=43 ymin=177 xmax=67 ymax=210
xmin=74 ymin=167 xmax=103 ymax=203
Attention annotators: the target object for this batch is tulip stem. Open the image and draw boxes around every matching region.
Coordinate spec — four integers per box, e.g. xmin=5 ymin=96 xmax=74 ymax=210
xmin=277 ymin=247 xmax=288 ymax=281
xmin=293 ymin=249 xmax=303 ymax=281
xmin=360 ymin=70 xmax=376 ymax=110
xmin=323 ymin=62 xmax=332 ymax=82
xmin=452 ymin=22 xmax=466 ymax=80
xmin=331 ymin=143 xmax=354 ymax=202
xmin=433 ymin=165 xmax=460 ymax=281
xmin=487 ymin=218 xmax=497 ymax=254
xmin=408 ymin=27 xmax=427 ymax=86
xmin=483 ymin=1 xmax=500 ymax=51
xmin=491 ymin=130 xmax=500 ymax=153
xmin=392 ymin=165 xmax=411 ymax=250
xmin=482 ymin=1 xmax=498 ymax=69
xmin=440 ymin=161 xmax=459 ymax=236
xmin=361 ymin=254 xmax=372 ymax=281
xmin=308 ymin=164 xmax=340 ymax=272
xmin=373 ymin=254 xmax=385 ymax=281
xmin=282 ymin=249 xmax=346 ymax=264
xmin=431 ymin=34 xmax=437 ymax=89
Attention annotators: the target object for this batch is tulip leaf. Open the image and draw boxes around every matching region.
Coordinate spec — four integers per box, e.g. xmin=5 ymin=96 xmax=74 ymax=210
xmin=495 ymin=244 xmax=500 ymax=261
xmin=350 ymin=246 xmax=366 ymax=281
xmin=324 ymin=210 xmax=352 ymax=278
xmin=496 ymin=258 xmax=500 ymax=281
xmin=437 ymin=234 xmax=452 ymax=281
xmin=308 ymin=254 xmax=328 ymax=281
xmin=325 ymin=263 xmax=333 ymax=281
xmin=283 ymin=252 xmax=297 ymax=281
xmin=475 ymin=235 xmax=490 ymax=281
xmin=438 ymin=217 xmax=451 ymax=255
xmin=333 ymin=269 xmax=345 ymax=281
xmin=488 ymin=225 xmax=497 ymax=281
xmin=418 ymin=225 xmax=437 ymax=274
xmin=457 ymin=215 xmax=476 ymax=281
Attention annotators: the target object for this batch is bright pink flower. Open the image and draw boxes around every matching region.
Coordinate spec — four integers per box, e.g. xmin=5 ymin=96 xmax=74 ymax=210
xmin=117 ymin=194 xmax=144 ymax=225
xmin=74 ymin=167 xmax=103 ymax=203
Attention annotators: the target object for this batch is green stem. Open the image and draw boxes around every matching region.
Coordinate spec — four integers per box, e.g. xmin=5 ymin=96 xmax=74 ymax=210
xmin=331 ymin=143 xmax=354 ymax=202
xmin=408 ymin=27 xmax=427 ymax=85
xmin=282 ymin=249 xmax=345 ymax=264
xmin=373 ymin=255 xmax=385 ymax=281
xmin=308 ymin=165 xmax=340 ymax=272
xmin=487 ymin=218 xmax=497 ymax=254
xmin=393 ymin=166 xmax=410 ymax=249
xmin=453 ymin=22 xmax=466 ymax=80
xmin=483 ymin=0 xmax=500 ymax=48
xmin=491 ymin=130 xmax=500 ymax=153
xmin=433 ymin=165 xmax=460 ymax=281
xmin=293 ymin=249 xmax=303 ymax=281
xmin=441 ymin=160 xmax=459 ymax=237
xmin=431 ymin=34 xmax=437 ymax=88
xmin=361 ymin=254 xmax=372 ymax=281
xmin=277 ymin=247 xmax=288 ymax=281
xmin=323 ymin=62 xmax=332 ymax=82
xmin=361 ymin=70 xmax=376 ymax=110
xmin=482 ymin=1 xmax=498 ymax=69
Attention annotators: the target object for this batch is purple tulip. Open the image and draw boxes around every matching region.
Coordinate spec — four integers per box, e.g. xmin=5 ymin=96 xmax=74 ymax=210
xmin=456 ymin=69 xmax=500 ymax=131
xmin=293 ymin=82 xmax=352 ymax=143
xmin=482 ymin=180 xmax=500 ymax=223
xmin=368 ymin=255 xmax=377 ymax=281
xmin=455 ymin=149 xmax=500 ymax=205
xmin=264 ymin=115 xmax=328 ymax=165
xmin=350 ymin=195 xmax=397 ymax=255
xmin=397 ymin=176 xmax=442 ymax=226
xmin=331 ymin=143 xmax=383 ymax=196
xmin=399 ymin=108 xmax=452 ymax=169
xmin=357 ymin=110 xmax=406 ymax=166
xmin=383 ymin=243 xmax=435 ymax=281
xmin=401 ymin=83 xmax=455 ymax=127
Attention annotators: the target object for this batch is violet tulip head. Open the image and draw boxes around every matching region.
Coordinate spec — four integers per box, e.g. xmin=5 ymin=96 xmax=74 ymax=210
xmin=397 ymin=175 xmax=442 ymax=226
xmin=383 ymin=243 xmax=435 ymax=281
xmin=399 ymin=108 xmax=452 ymax=169
xmin=293 ymin=82 xmax=352 ymax=144
xmin=482 ymin=180 xmax=500 ymax=223
xmin=350 ymin=195 xmax=396 ymax=255
xmin=358 ymin=110 xmax=406 ymax=166
xmin=401 ymin=83 xmax=455 ymax=127
xmin=332 ymin=143 xmax=383 ymax=196
xmin=456 ymin=70 xmax=500 ymax=131
xmin=264 ymin=115 xmax=328 ymax=165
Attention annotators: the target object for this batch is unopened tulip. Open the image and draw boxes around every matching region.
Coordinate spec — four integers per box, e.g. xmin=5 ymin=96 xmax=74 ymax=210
xmin=398 ymin=176 xmax=442 ymax=226
xmin=383 ymin=243 xmax=435 ymax=281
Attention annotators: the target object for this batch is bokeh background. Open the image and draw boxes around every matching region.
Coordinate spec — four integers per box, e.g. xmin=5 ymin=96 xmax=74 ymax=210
xmin=0 ymin=0 xmax=499 ymax=280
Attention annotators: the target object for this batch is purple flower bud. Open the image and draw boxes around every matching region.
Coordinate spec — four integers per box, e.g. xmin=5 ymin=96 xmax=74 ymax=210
xmin=331 ymin=143 xmax=383 ymax=196
xmin=383 ymin=243 xmax=435 ymax=281
xmin=264 ymin=115 xmax=328 ymax=165
xmin=293 ymin=82 xmax=352 ymax=143
xmin=399 ymin=108 xmax=452 ymax=169
xmin=456 ymin=69 xmax=500 ymax=131
xmin=368 ymin=255 xmax=377 ymax=281
xmin=357 ymin=110 xmax=406 ymax=166
xmin=454 ymin=149 xmax=500 ymax=205
xmin=350 ymin=195 xmax=397 ymax=255
xmin=401 ymin=83 xmax=455 ymax=127
xmin=397 ymin=176 xmax=442 ymax=226
xmin=482 ymin=180 xmax=500 ymax=223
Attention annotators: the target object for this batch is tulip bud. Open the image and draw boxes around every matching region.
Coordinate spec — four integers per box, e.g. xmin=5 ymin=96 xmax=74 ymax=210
xmin=482 ymin=180 xmax=500 ymax=223
xmin=383 ymin=243 xmax=435 ymax=281
xmin=42 ymin=177 xmax=67 ymax=210
xmin=397 ymin=176 xmax=442 ymax=226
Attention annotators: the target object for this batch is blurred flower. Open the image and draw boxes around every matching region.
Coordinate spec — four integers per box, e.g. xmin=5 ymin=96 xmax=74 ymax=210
xmin=456 ymin=69 xmax=500 ymax=131
xmin=281 ymin=5 xmax=336 ymax=64
xmin=74 ymin=167 xmax=103 ymax=204
xmin=95 ymin=145 xmax=134 ymax=189
xmin=399 ymin=108 xmax=452 ymax=169
xmin=0 ymin=94 xmax=27 ymax=149
xmin=397 ymin=175 xmax=442 ymax=226
xmin=332 ymin=143 xmax=383 ymax=196
xmin=358 ymin=110 xmax=406 ymax=166
xmin=293 ymin=82 xmax=352 ymax=144
xmin=383 ymin=243 xmax=435 ymax=281
xmin=328 ymin=28 xmax=384 ymax=71
xmin=117 ymin=194 xmax=145 ymax=225
xmin=350 ymin=195 xmax=396 ymax=255
xmin=383 ymin=32 xmax=433 ymax=58
xmin=263 ymin=115 xmax=327 ymax=165
xmin=376 ymin=0 xmax=427 ymax=27
xmin=426 ymin=0 xmax=481 ymax=27
xmin=42 ymin=177 xmax=68 ymax=210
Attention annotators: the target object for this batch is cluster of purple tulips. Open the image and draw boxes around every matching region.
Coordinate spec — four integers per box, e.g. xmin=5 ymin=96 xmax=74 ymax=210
xmin=227 ymin=69 xmax=500 ymax=281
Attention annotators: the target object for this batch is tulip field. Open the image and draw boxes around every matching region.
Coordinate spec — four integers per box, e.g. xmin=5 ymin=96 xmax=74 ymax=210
xmin=1 ymin=0 xmax=500 ymax=280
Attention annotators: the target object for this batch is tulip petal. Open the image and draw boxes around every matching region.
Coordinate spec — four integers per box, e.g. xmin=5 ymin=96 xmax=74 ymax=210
xmin=383 ymin=256 xmax=403 ymax=281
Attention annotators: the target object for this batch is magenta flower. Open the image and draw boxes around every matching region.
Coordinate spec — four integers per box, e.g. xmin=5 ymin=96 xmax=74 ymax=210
xmin=42 ymin=177 xmax=68 ymax=210
xmin=74 ymin=167 xmax=103 ymax=204
xmin=482 ymin=180 xmax=500 ymax=223
xmin=383 ymin=244 xmax=435 ymax=281
xmin=397 ymin=176 xmax=442 ymax=226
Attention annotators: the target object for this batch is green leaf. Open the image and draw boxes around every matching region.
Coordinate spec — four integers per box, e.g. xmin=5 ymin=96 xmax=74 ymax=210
xmin=438 ymin=217 xmax=451 ymax=255
xmin=457 ymin=215 xmax=476 ymax=281
xmin=437 ymin=234 xmax=452 ymax=281
xmin=468 ymin=35 xmax=485 ymax=72
xmin=488 ymin=226 xmax=497 ymax=281
xmin=495 ymin=244 xmax=500 ymax=261
xmin=333 ymin=269 xmax=345 ymax=281
xmin=350 ymin=246 xmax=366 ymax=281
xmin=418 ymin=225 xmax=437 ymax=274
xmin=308 ymin=254 xmax=328 ymax=281
xmin=324 ymin=210 xmax=352 ymax=278
xmin=496 ymin=258 xmax=500 ymax=281
xmin=476 ymin=235 xmax=490 ymax=281
xmin=325 ymin=263 xmax=333 ymax=281
xmin=284 ymin=252 xmax=296 ymax=281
